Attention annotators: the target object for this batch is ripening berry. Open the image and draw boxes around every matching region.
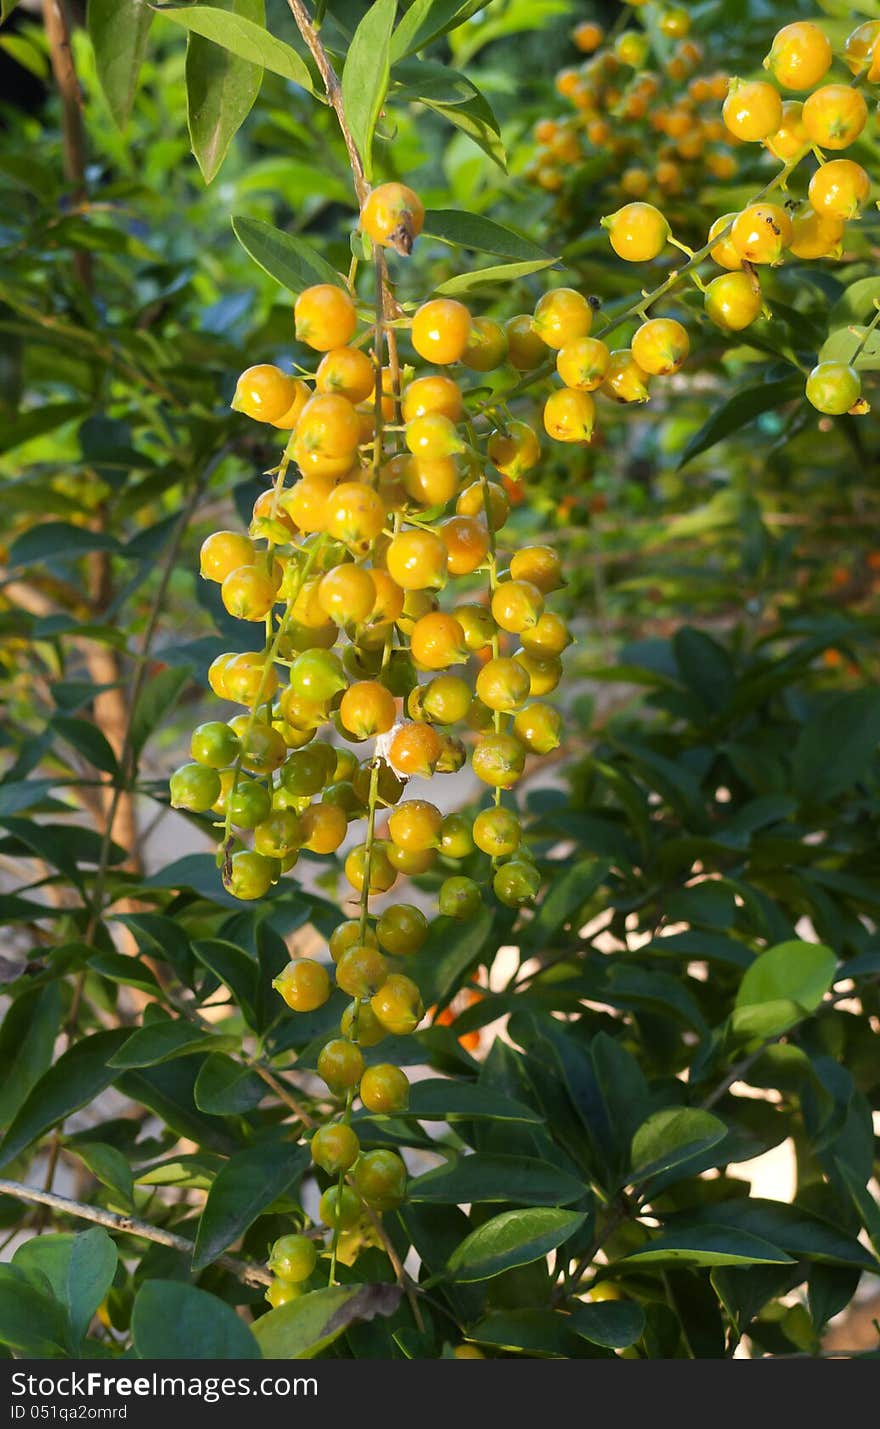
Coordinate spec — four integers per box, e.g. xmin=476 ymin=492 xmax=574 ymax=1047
xmin=299 ymin=803 xmax=348 ymax=854
xmin=805 ymin=362 xmax=861 ymax=416
xmin=411 ymin=299 xmax=472 ymax=365
xmin=336 ymin=942 xmax=390 ymax=999
xmin=224 ymin=651 xmax=278 ymax=706
xmin=295 ymin=284 xmax=357 ymax=351
xmin=521 ymin=611 xmax=572 ymax=658
xmin=296 ymin=393 xmax=361 ymax=459
xmin=510 ymin=545 xmax=563 ymax=594
xmin=401 ymin=454 xmax=461 ymax=508
xmin=420 ymin=675 xmax=470 ymax=725
xmin=341 ymin=1000 xmax=386 ymax=1048
xmin=438 ymin=811 xmax=474 ymax=858
xmin=339 ymin=680 xmax=397 ymax=739
xmin=730 ymin=203 xmax=792 ymax=266
xmin=317 ymin=1037 xmax=365 ymax=1094
xmin=487 ymin=421 xmax=541 ymax=478
xmin=808 ymin=160 xmax=871 ymax=220
xmin=360 ymin=182 xmax=425 ymax=256
xmin=280 ymin=743 xmax=336 ymax=795
xmin=544 ymin=388 xmax=595 ymax=442
xmin=386 ymin=843 xmax=437 ymax=877
xmin=513 ymin=702 xmax=563 ymax=755
xmin=764 ymin=22 xmax=831 ymax=91
xmin=330 ymin=919 xmax=378 ymax=964
xmin=283 ymin=474 xmax=334 ymax=533
xmin=473 ymin=806 xmax=522 ymax=858
xmin=376 ymin=903 xmax=428 ymax=956
xmin=311 ymin=1122 xmax=360 ymax=1175
xmin=515 ymin=648 xmax=562 ymax=697
xmin=225 ymin=850 xmax=275 ymax=901
xmin=410 ymin=611 xmax=468 ymax=669
xmin=602 ymin=203 xmax=670 ymax=262
xmin=353 ymin=1148 xmax=407 ymax=1211
xmin=439 ymin=875 xmax=482 ymax=919
xmin=388 ymin=720 xmax=443 ymax=779
xmin=463 ymin=317 xmax=508 ymax=372
xmin=765 ymin=100 xmax=809 ymax=161
xmin=722 ymin=79 xmax=782 ymax=141
xmin=169 ymin=763 xmax=221 ymax=813
xmin=290 ymin=648 xmax=347 ymax=705
xmin=476 ymin=656 xmax=531 ymax=713
xmin=491 ymin=579 xmax=544 ymax=634
xmin=325 ymin=482 xmax=386 ymax=547
xmin=227 ymin=778 xmax=272 ymax=829
xmin=265 ymin=1279 xmax=302 ymax=1309
xmin=844 ymin=20 xmax=880 ymax=75
xmin=533 ymin=289 xmax=593 ymax=349
xmin=231 ymin=364 xmax=301 ymax=424
xmin=802 ymin=85 xmax=868 ymax=150
xmin=387 ymin=528 xmax=448 ymax=590
xmin=708 ymin=213 xmax=743 ymax=271
xmin=602 ymin=350 xmax=650 ymax=404
xmin=505 ymin=314 xmax=548 ymax=370
xmin=254 ymin=809 xmax=303 ymax=859
xmin=494 ymin=858 xmax=542 ymax=907
xmin=319 ymin=1185 xmax=360 ymax=1229
xmin=704 ymin=270 xmax=763 ymax=332
xmin=221 ymin=564 xmax=277 ymax=622
xmin=345 ymin=840 xmax=398 ymax=894
xmin=370 ymin=974 xmax=423 ymax=1036
xmin=457 ymin=478 xmax=509 ymax=530
xmin=318 ymin=563 xmax=376 ymax=625
xmin=788 ymin=205 xmax=845 ymax=260
xmin=472 ymin=732 xmax=527 ymax=788
xmin=229 ymin=718 xmax=287 ymax=774
xmin=556 ymin=337 xmax=610 ymax=392
xmin=573 ymin=20 xmax=602 ymax=52
xmin=200 ymin=531 xmax=255 ymax=584
xmin=388 ymin=799 xmax=443 ymax=853
xmin=439 ymin=516 xmax=490 ymax=577
xmin=631 ymin=318 xmax=689 ymax=376
xmin=268 ymin=1233 xmax=317 ymax=1284
xmin=190 ymin=721 xmax=240 ymax=769
xmin=405 ymin=412 xmax=465 ymax=460
xmin=402 ymin=374 xmax=464 ymax=425
xmin=316 ymin=346 xmax=376 ymax=405
xmin=369 ymin=568 xmax=405 ymax=625
xmin=660 ymin=7 xmax=689 ymax=38
xmin=360 ymin=1064 xmax=410 ymax=1115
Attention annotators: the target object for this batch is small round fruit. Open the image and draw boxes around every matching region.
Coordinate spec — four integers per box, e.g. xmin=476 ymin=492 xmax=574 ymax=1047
xmin=494 ymin=858 xmax=542 ymax=907
xmin=319 ymin=1184 xmax=360 ymax=1229
xmin=339 ymin=680 xmax=397 ymax=739
xmin=730 ymin=203 xmax=792 ymax=265
xmin=462 ymin=317 xmax=508 ymax=371
xmin=487 ymin=421 xmax=541 ymax=478
xmin=388 ymin=720 xmax=443 ymax=778
xmin=439 ymin=875 xmax=481 ymax=919
xmin=513 ymin=702 xmax=563 ymax=754
xmin=764 ymin=22 xmax=831 ymax=91
xmin=360 ymin=1064 xmax=409 ymax=1115
xmin=221 ymin=565 xmax=277 ymax=622
xmin=707 ymin=213 xmax=742 ymax=271
xmin=325 ymin=482 xmax=385 ymax=546
xmin=376 ymin=903 xmax=429 ymax=956
xmin=317 ymin=1037 xmax=365 ymax=1094
xmin=544 ymin=388 xmax=595 ymax=443
xmin=805 ymin=362 xmax=861 ymax=416
xmin=273 ymin=958 xmax=331 ymax=1012
xmin=316 ymin=346 xmax=376 ymax=404
xmin=190 ymin=721 xmax=240 ymax=770
xmin=344 ymin=841 xmax=398 ymax=895
xmin=765 ymin=100 xmax=809 ymax=161
xmin=440 ymin=516 xmax=490 ymax=578
xmin=631 ymin=318 xmax=689 ymax=376
xmin=509 ymin=545 xmax=563 ymax=594
xmin=330 ymin=919 xmax=378 ymax=964
xmin=225 ymin=849 xmax=275 ymax=900
xmin=788 ymin=205 xmax=845 ymax=260
xmin=472 ymin=732 xmax=526 ymax=788
xmin=802 ymin=85 xmax=867 ymax=150
xmin=361 ymin=182 xmax=425 ymax=256
xmin=421 ymin=674 xmax=472 ymax=724
xmin=473 ymin=806 xmax=522 ymax=858
xmin=387 ymin=529 xmax=447 ymax=591
xmin=169 ymin=763 xmax=221 ymax=812
xmin=722 ymin=79 xmax=783 ymax=141
xmin=353 ymin=1148 xmax=407 ymax=1210
xmin=254 ymin=809 xmax=302 ymax=859
xmin=808 ymin=160 xmax=870 ymax=220
xmin=335 ymin=943 xmax=389 ymax=998
xmin=602 ymin=350 xmax=650 ymax=403
xmin=602 ymin=203 xmax=670 ymax=261
xmin=505 ymin=314 xmax=547 ymax=370
xmin=388 ymin=799 xmax=443 ymax=852
xmin=370 ymin=973 xmax=423 ymax=1035
xmin=231 ymin=365 xmax=300 ymax=423
xmin=491 ymin=580 xmax=544 ymax=634
xmin=295 ymin=284 xmax=357 ymax=351
xmin=411 ymin=299 xmax=471 ymax=365
xmin=704 ymin=271 xmax=762 ymax=332
xmin=299 ymin=803 xmax=347 ymax=854
xmin=311 ymin=1122 xmax=360 ymax=1175
xmin=200 ymin=530 xmax=255 ymax=583
xmin=533 ymin=288 xmax=593 ymax=349
xmin=268 ymin=1234 xmax=317 ymax=1284
xmin=411 ymin=611 xmax=468 ymax=670
xmin=402 ymin=374 xmax=463 ymax=425
xmin=318 ymin=564 xmax=376 ymax=625
xmin=556 ymin=337 xmax=610 ymax=392
xmin=476 ymin=656 xmax=531 ymax=713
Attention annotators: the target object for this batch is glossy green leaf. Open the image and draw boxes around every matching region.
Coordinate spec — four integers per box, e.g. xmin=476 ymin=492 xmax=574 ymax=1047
xmin=447 ymin=1208 xmax=585 ymax=1282
xmin=192 ymin=1141 xmax=308 ymax=1270
xmin=570 ymin=1299 xmax=646 ymax=1349
xmin=131 ymin=1280 xmax=260 ymax=1358
xmin=620 ymin=1226 xmax=795 ymax=1268
xmin=385 ymin=1078 xmax=541 ymax=1123
xmin=792 ymin=688 xmax=880 ymax=803
xmin=0 ymin=1029 xmax=129 ymax=1169
xmin=194 ymin=1053 xmax=265 ymax=1115
xmin=423 ymin=209 xmax=553 ymax=261
xmin=109 ymin=1018 xmax=233 ymax=1069
xmin=630 ymin=1108 xmax=728 ymax=1182
xmin=158 ymin=5 xmax=314 ymax=91
xmin=253 ymin=1283 xmax=402 ymax=1359
xmin=410 ymin=1154 xmax=586 ymax=1206
xmin=63 ymin=1141 xmax=134 ymax=1208
xmin=677 ymin=378 xmax=803 ymax=469
xmin=0 ymin=1266 xmax=67 ymax=1355
xmin=733 ymin=940 xmax=836 ymax=1039
xmin=186 ymin=0 xmax=264 ymax=183
xmin=434 ymin=258 xmax=556 ymax=295
xmin=231 ymin=215 xmax=343 ymax=292
xmin=87 ymin=0 xmax=153 ymax=129
xmin=341 ymin=0 xmax=396 ymax=181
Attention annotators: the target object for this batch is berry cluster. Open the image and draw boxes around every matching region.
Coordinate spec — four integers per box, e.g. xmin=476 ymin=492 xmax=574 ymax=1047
xmin=527 ymin=11 xmax=737 ymax=216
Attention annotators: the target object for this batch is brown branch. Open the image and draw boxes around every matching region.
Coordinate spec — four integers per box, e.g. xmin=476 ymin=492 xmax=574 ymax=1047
xmin=42 ymin=0 xmax=91 ymax=289
xmin=284 ymin=0 xmax=369 ymax=204
xmin=0 ymin=1178 xmax=272 ymax=1287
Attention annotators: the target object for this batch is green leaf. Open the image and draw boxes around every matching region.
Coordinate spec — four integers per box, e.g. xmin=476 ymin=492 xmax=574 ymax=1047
xmin=391 ymin=0 xmax=487 ymax=60
xmin=88 ymin=951 xmax=162 ymax=997
xmin=131 ymin=1280 xmax=260 ymax=1358
xmin=398 ymin=67 xmax=506 ymax=168
xmin=523 ymin=857 xmax=609 ymax=951
xmin=630 ymin=1108 xmax=728 ymax=1182
xmin=186 ymin=0 xmax=264 ymax=183
xmin=87 ymin=0 xmax=153 ymax=130
xmin=0 ymin=2 xmax=20 ymax=26
xmin=382 ymin=1078 xmax=541 ymax=1123
xmin=231 ymin=215 xmax=343 ymax=293
xmin=570 ymin=1300 xmax=646 ymax=1349
xmin=620 ymin=1226 xmax=795 ymax=1268
xmin=678 ymin=1200 xmax=878 ymax=1271
xmin=63 ymin=1141 xmax=134 ymax=1208
xmin=0 ymin=402 xmax=91 ymax=457
xmin=109 ymin=1019 xmax=233 ymax=1069
xmin=51 ymin=715 xmax=120 ymax=777
xmin=192 ymin=938 xmax=257 ymax=1026
xmin=129 ymin=665 xmax=191 ymax=760
xmin=676 ymin=378 xmax=803 ymax=469
xmin=434 ymin=258 xmax=557 ymax=296
xmin=8 ymin=520 xmax=120 ymax=568
xmin=819 ymin=324 xmax=880 ymax=372
xmin=14 ymin=1227 xmax=117 ymax=1348
xmin=0 ymin=1029 xmax=129 ymax=1169
xmin=194 ymin=1053 xmax=265 ymax=1114
xmin=158 ymin=4 xmax=314 ymax=91
xmin=406 ymin=906 xmax=492 ymax=1009
xmin=409 ymin=1154 xmax=586 ymax=1206
xmin=341 ymin=0 xmax=396 ymax=182
xmin=673 ymin=627 xmax=735 ymax=714
xmin=792 ymin=688 xmax=880 ymax=803
xmin=422 ymin=209 xmax=553 ymax=261
xmin=0 ymin=984 xmax=63 ymax=1130
xmin=0 ymin=1266 xmax=67 ymax=1355
xmin=192 ymin=1141 xmax=308 ymax=1271
xmin=733 ymin=939 xmax=836 ymax=1039
xmin=827 ymin=276 xmax=880 ymax=332
xmin=470 ymin=1308 xmax=587 ymax=1358
xmin=447 ymin=1208 xmax=585 ymax=1282
xmin=252 ymin=1283 xmax=402 ymax=1358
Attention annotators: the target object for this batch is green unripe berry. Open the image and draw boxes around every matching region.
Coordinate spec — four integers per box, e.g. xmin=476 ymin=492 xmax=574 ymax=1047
xmin=268 ymin=1233 xmax=317 ymax=1283
xmin=190 ymin=722 xmax=240 ymax=769
xmin=493 ymin=858 xmax=542 ymax=907
xmin=353 ymin=1149 xmax=407 ymax=1211
xmin=311 ymin=1122 xmax=361 ymax=1175
xmin=319 ymin=1184 xmax=360 ymax=1229
xmin=439 ymin=875 xmax=482 ymax=919
xmin=169 ymin=763 xmax=221 ymax=812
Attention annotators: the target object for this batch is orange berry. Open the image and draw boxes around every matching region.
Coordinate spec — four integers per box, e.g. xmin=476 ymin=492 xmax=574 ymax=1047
xmin=573 ymin=20 xmax=602 ymax=52
xmin=402 ymin=374 xmax=463 ymax=425
xmin=602 ymin=202 xmax=670 ymax=262
xmin=410 ymin=610 xmax=468 ymax=669
xmin=808 ymin=159 xmax=871 ymax=220
xmin=318 ymin=563 xmax=376 ymax=624
xmin=344 ymin=841 xmax=397 ymax=895
xmin=316 ymin=347 xmax=376 ymax=405
xmin=788 ymin=204 xmax=845 ymax=260
xmin=411 ymin=299 xmax=472 ymax=365
xmin=232 ymin=364 xmax=302 ymax=423
xmin=730 ymin=203 xmax=792 ymax=265
xmin=295 ymin=392 xmax=361 ymax=458
xmin=456 ymin=478 xmax=509 ymax=530
xmin=556 ymin=336 xmax=610 ymax=391
xmin=360 ymin=182 xmax=424 ymax=256
xmin=707 ymin=214 xmax=742 ymax=271
xmin=299 ymin=803 xmax=347 ymax=854
xmin=471 ymin=732 xmax=526 ymax=789
xmin=273 ymin=958 xmax=330 ymax=1012
xmin=601 ymin=350 xmax=650 ymax=403
xmin=386 ymin=529 xmax=447 ymax=590
xmin=505 ymin=314 xmax=547 ymax=370
xmin=844 ymin=20 xmax=880 ymax=76
xmin=631 ymin=318 xmax=689 ymax=376
xmin=543 ymin=387 xmax=595 ymax=442
xmin=532 ymin=288 xmax=593 ymax=349
xmin=369 ymin=568 xmax=405 ymax=624
xmin=324 ymin=481 xmax=386 ymax=546
xmin=487 ymin=420 xmax=541 ymax=478
xmin=402 ymin=455 xmax=461 ymax=508
xmin=704 ymin=270 xmax=763 ymax=332
xmin=200 ymin=530 xmax=255 ymax=583
xmin=722 ymin=79 xmax=783 ymax=141
xmin=283 ymin=474 xmax=335 ymax=533
xmin=509 ymin=545 xmax=563 ymax=594
xmin=439 ymin=515 xmax=490 ymax=577
xmin=801 ymin=85 xmax=867 ymax=150
xmin=765 ymin=100 xmax=809 ymax=161
xmin=475 ymin=656 xmax=531 ymax=713
xmin=388 ymin=721 xmax=443 ymax=779
xmin=462 ymin=317 xmax=508 ymax=372
xmin=764 ymin=21 xmax=831 ymax=91
xmin=339 ymin=680 xmax=396 ymax=739
xmin=294 ymin=284 xmax=357 ymax=351
xmin=491 ymin=579 xmax=544 ymax=634
xmin=387 ymin=799 xmax=443 ymax=852
xmin=405 ymin=412 xmax=465 ymax=460
xmin=221 ymin=564 xmax=277 ymax=622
